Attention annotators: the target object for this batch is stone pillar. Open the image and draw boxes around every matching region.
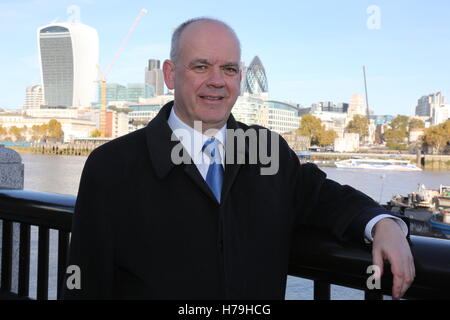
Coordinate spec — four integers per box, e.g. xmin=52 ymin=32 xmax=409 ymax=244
xmin=0 ymin=145 xmax=24 ymax=294
xmin=0 ymin=144 xmax=24 ymax=190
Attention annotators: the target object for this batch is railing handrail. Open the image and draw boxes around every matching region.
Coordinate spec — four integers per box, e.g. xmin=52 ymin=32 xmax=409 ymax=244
xmin=289 ymin=227 xmax=450 ymax=300
xmin=0 ymin=189 xmax=74 ymax=232
xmin=0 ymin=189 xmax=449 ymax=300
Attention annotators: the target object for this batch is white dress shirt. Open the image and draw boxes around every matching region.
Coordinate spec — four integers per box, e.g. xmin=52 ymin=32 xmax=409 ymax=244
xmin=167 ymin=106 xmax=407 ymax=242
xmin=167 ymin=106 xmax=226 ymax=180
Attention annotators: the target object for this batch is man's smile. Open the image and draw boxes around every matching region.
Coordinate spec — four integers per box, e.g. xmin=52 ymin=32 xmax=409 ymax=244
xmin=199 ymin=95 xmax=225 ymax=102
xmin=199 ymin=95 xmax=224 ymax=100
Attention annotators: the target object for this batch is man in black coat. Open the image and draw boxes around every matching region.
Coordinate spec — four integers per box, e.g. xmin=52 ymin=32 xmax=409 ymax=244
xmin=63 ymin=18 xmax=414 ymax=300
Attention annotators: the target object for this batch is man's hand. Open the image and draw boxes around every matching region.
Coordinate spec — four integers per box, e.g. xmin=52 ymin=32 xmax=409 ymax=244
xmin=372 ymin=218 xmax=415 ymax=300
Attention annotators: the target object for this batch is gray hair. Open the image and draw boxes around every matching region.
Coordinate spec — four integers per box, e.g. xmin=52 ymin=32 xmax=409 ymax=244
xmin=170 ymin=17 xmax=241 ymax=64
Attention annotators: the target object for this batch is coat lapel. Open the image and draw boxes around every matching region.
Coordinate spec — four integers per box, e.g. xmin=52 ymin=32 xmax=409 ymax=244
xmin=144 ymin=101 xmax=178 ymax=179
xmin=145 ymin=101 xmax=218 ymax=203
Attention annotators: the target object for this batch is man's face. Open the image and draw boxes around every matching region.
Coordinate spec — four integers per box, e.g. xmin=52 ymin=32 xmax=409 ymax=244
xmin=163 ymin=21 xmax=242 ymax=131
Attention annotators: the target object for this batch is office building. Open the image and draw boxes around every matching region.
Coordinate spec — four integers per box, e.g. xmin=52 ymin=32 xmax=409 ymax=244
xmin=38 ymin=22 xmax=99 ymax=108
xmin=127 ymin=83 xmax=153 ymax=103
xmin=242 ymin=56 xmax=269 ymax=99
xmin=416 ymin=92 xmax=448 ymax=126
xmin=98 ymin=83 xmax=153 ymax=105
xmin=105 ymin=110 xmax=129 ymax=138
xmin=265 ymin=101 xmax=301 ymax=133
xmin=145 ymin=59 xmax=164 ymax=96
xmin=23 ymin=84 xmax=44 ymax=109
xmin=99 ymin=83 xmax=127 ymax=105
xmin=232 ymin=95 xmax=269 ymax=128
xmin=232 ymin=96 xmax=300 ymax=134
xmin=128 ymin=104 xmax=163 ymax=132
xmin=415 ymin=92 xmax=445 ymax=117
xmin=311 ymin=101 xmax=348 ymax=114
xmin=432 ymin=104 xmax=450 ymax=126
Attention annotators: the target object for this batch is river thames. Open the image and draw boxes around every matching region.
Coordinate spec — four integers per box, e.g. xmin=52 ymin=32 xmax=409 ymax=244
xmin=17 ymin=153 xmax=450 ymax=300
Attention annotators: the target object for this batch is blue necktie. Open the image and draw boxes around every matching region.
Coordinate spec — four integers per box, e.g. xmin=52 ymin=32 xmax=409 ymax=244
xmin=203 ymin=137 xmax=224 ymax=203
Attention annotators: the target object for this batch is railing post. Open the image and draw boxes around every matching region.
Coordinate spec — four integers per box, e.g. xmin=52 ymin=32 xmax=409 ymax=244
xmin=314 ymin=280 xmax=331 ymax=300
xmin=37 ymin=227 xmax=50 ymax=300
xmin=57 ymin=231 xmax=70 ymax=299
xmin=1 ymin=221 xmax=13 ymax=292
xmin=18 ymin=224 xmax=31 ymax=297
xmin=364 ymin=289 xmax=383 ymax=300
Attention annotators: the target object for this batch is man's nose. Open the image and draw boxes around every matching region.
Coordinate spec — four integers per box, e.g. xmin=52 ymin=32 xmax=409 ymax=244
xmin=206 ymin=67 xmax=226 ymax=88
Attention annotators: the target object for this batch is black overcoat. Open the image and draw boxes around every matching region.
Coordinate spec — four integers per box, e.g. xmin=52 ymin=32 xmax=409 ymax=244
xmin=63 ymin=101 xmax=394 ymax=299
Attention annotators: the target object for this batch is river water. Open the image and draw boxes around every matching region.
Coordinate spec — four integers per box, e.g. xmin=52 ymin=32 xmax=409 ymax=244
xmin=14 ymin=154 xmax=450 ymax=299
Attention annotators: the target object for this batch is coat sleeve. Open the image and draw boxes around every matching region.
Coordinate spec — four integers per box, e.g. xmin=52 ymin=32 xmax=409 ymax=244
xmin=288 ymin=148 xmax=397 ymax=242
xmin=62 ymin=149 xmax=115 ymax=299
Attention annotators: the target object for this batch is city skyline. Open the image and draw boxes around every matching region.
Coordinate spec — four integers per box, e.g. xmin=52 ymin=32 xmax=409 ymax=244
xmin=0 ymin=0 xmax=449 ymax=116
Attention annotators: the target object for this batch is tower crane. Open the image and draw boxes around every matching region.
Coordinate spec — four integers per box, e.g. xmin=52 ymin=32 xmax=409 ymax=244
xmin=97 ymin=8 xmax=148 ymax=137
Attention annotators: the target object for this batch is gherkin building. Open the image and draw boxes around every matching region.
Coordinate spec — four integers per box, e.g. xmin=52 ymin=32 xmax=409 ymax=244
xmin=242 ymin=56 xmax=268 ymax=94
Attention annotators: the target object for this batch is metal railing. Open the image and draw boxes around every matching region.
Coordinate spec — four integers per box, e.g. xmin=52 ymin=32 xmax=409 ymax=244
xmin=289 ymin=226 xmax=450 ymax=300
xmin=0 ymin=189 xmax=449 ymax=300
xmin=0 ymin=190 xmax=73 ymax=300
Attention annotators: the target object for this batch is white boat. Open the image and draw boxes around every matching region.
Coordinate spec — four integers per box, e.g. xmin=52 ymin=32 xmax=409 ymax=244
xmin=335 ymin=158 xmax=422 ymax=172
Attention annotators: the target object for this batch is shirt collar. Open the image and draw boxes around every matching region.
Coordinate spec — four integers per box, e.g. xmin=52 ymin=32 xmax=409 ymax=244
xmin=167 ymin=104 xmax=226 ymax=162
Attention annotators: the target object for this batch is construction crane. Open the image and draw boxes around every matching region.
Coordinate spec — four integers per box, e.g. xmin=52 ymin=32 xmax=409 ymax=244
xmin=97 ymin=8 xmax=148 ymax=137
xmin=363 ymin=65 xmax=371 ymax=146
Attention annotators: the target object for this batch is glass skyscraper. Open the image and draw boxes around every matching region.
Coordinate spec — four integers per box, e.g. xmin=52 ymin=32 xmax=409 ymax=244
xmin=38 ymin=22 xmax=99 ymax=108
xmin=99 ymin=83 xmax=153 ymax=105
xmin=242 ymin=56 xmax=269 ymax=95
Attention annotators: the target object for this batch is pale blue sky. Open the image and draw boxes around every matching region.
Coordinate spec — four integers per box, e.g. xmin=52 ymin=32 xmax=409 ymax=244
xmin=1 ymin=0 xmax=449 ymax=116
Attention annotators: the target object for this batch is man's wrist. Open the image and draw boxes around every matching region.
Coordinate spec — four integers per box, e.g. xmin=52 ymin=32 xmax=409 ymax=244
xmin=373 ymin=218 xmax=401 ymax=238
xmin=365 ymin=215 xmax=408 ymax=243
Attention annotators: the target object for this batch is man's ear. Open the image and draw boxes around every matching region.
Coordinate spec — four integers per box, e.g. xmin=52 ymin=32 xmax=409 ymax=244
xmin=163 ymin=59 xmax=175 ymax=90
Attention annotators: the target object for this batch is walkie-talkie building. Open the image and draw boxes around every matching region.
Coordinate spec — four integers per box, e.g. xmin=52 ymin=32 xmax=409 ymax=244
xmin=38 ymin=22 xmax=99 ymax=108
xmin=242 ymin=56 xmax=268 ymax=95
